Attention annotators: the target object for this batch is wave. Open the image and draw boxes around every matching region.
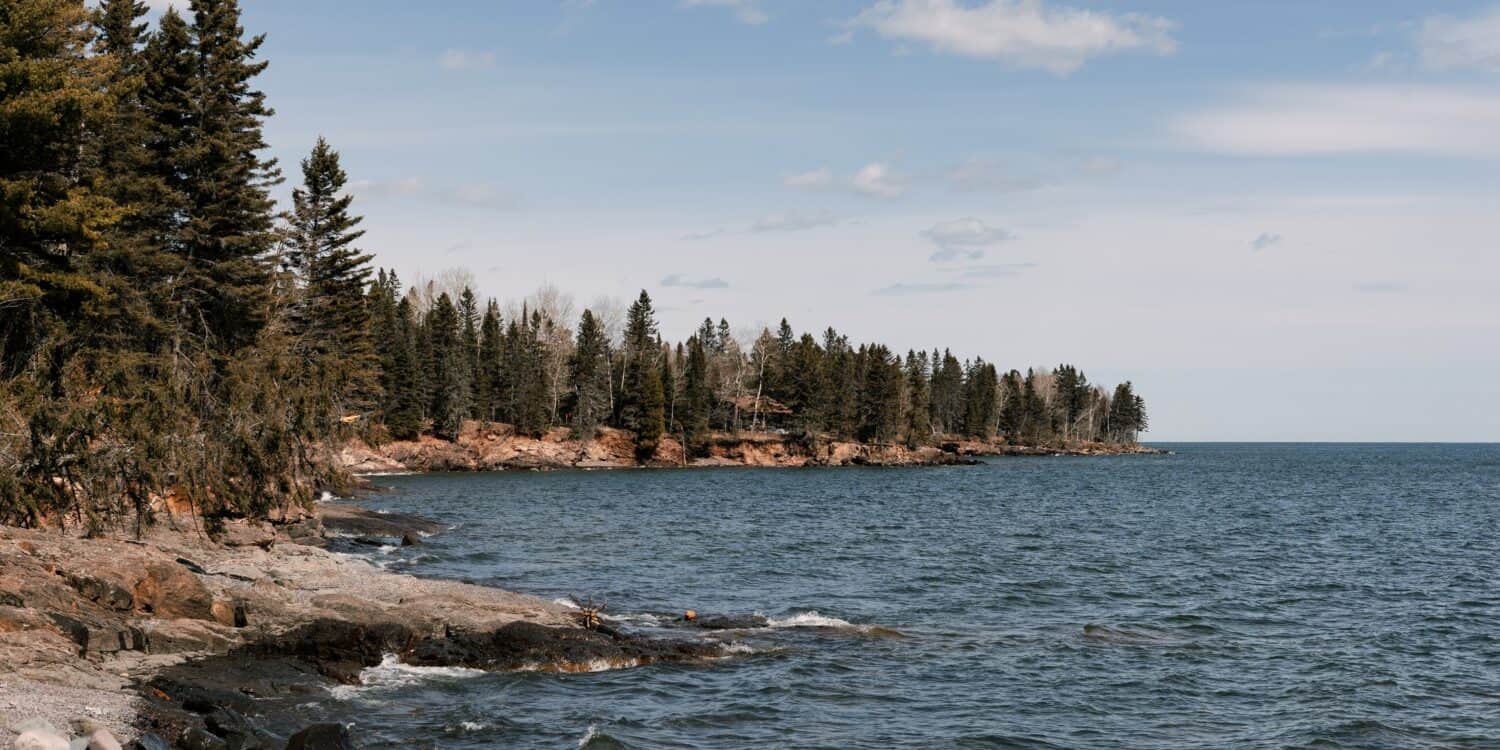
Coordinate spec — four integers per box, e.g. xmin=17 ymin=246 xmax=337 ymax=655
xmin=766 ymin=610 xmax=904 ymax=638
xmin=329 ymin=654 xmax=486 ymax=698
xmin=578 ymin=724 xmax=632 ymax=749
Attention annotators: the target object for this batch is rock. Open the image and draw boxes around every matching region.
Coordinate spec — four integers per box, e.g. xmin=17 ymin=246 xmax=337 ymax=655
xmin=13 ymin=718 xmax=61 ymax=735
xmin=285 ymin=724 xmax=354 ymax=750
xmin=204 ymin=707 xmax=269 ymax=750
xmin=14 ymin=730 xmax=71 ymax=750
xmin=133 ymin=562 xmax=214 ymax=620
xmin=70 ymin=738 xmax=90 ymax=750
xmin=209 ymin=600 xmax=248 ymax=628
xmin=178 ymin=727 xmax=228 ymax=750
xmin=86 ymin=729 xmax=123 ymax=750
xmin=400 ymin=532 xmax=420 ymax=547
xmin=123 ymin=734 xmax=169 ymax=750
xmin=46 ymin=612 xmax=143 ymax=655
xmin=63 ymin=572 xmax=135 ymax=611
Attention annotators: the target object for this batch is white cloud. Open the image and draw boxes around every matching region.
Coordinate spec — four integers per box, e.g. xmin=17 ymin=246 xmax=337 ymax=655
xmin=784 ymin=163 xmax=907 ymax=198
xmin=922 ymin=217 xmax=1014 ymax=261
xmin=872 ymin=281 xmax=970 ymax=296
xmin=1251 ymin=232 xmax=1282 ymax=251
xmin=849 ymin=0 xmax=1177 ymax=76
xmin=750 ymin=210 xmax=840 ymax=233
xmin=1172 ymin=84 xmax=1500 ymax=158
xmin=348 ymin=177 xmax=427 ymax=200
xmin=850 ymin=162 xmax=906 ymax=197
xmin=783 ymin=167 xmax=835 ymax=189
xmin=681 ymin=0 xmax=768 ymax=26
xmin=439 ymin=49 xmax=497 ymax=71
xmin=1418 ymin=6 xmax=1500 ymax=72
xmin=661 ymin=274 xmax=731 ymax=289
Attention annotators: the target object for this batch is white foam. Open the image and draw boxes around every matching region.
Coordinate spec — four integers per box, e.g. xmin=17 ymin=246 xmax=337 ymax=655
xmin=578 ymin=724 xmax=603 ymax=748
xmin=330 ymin=654 xmax=485 ymax=698
xmin=553 ymin=597 xmax=580 ymax=609
xmin=767 ymin=611 xmax=856 ymax=629
xmin=605 ymin=612 xmax=662 ymax=627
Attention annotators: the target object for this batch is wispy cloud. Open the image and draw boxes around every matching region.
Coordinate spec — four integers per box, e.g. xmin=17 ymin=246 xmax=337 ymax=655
xmin=347 ymin=177 xmax=427 ymax=200
xmin=662 ymin=274 xmax=731 ymax=289
xmin=1172 ymin=84 xmax=1500 ymax=158
xmin=872 ymin=281 xmax=970 ymax=296
xmin=922 ymin=217 xmax=1014 ymax=261
xmin=955 ymin=262 xmax=1038 ymax=279
xmin=1251 ymin=232 xmax=1282 ymax=251
xmin=786 ymin=163 xmax=907 ymax=198
xmin=681 ymin=0 xmax=768 ymax=26
xmin=439 ymin=49 xmax=497 ymax=71
xmin=750 ymin=210 xmax=840 ymax=233
xmin=847 ymin=0 xmax=1178 ymax=76
xmin=446 ymin=183 xmax=519 ymax=209
xmin=1418 ymin=6 xmax=1500 ymax=72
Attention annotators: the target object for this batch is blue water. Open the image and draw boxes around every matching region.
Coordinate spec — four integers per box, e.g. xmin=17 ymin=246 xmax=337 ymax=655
xmin=322 ymin=444 xmax=1500 ymax=748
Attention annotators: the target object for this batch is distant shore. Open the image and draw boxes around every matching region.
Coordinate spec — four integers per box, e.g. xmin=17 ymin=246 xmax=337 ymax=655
xmin=341 ymin=420 xmax=1162 ymax=475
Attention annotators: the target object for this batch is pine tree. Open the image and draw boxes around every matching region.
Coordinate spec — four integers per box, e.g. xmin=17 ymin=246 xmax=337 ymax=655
xmin=962 ymin=360 xmax=999 ymax=439
xmin=175 ymin=0 xmax=282 ymax=352
xmin=619 ymin=290 xmax=660 ymax=432
xmin=567 ymin=309 xmax=611 ymax=439
xmin=426 ymin=293 xmax=470 ymax=439
xmin=284 ymin=137 xmax=377 ymax=415
xmin=858 ymin=345 xmax=903 ymax=443
xmin=681 ymin=336 xmax=712 ymax=456
xmin=516 ymin=310 xmax=549 ymax=436
xmin=904 ymin=351 xmax=933 ymax=447
xmin=384 ymin=297 xmax=424 ymax=439
xmin=476 ymin=300 xmax=502 ymax=421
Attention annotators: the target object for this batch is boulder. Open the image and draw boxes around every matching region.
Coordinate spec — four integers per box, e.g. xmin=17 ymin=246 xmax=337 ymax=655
xmin=86 ymin=729 xmax=123 ymax=750
xmin=177 ymin=727 xmax=228 ymax=750
xmin=285 ymin=724 xmax=354 ymax=750
xmin=123 ymin=735 xmax=169 ymax=750
xmin=400 ymin=532 xmax=420 ymax=547
xmin=133 ymin=562 xmax=214 ymax=621
xmin=14 ymin=729 xmax=71 ymax=750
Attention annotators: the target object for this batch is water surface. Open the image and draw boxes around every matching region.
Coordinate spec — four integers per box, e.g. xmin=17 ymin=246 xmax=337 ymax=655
xmin=320 ymin=444 xmax=1500 ymax=748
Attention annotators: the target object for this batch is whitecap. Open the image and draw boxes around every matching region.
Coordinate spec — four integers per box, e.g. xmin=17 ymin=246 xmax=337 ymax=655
xmin=767 ymin=611 xmax=856 ymax=629
xmin=329 ymin=654 xmax=485 ymax=698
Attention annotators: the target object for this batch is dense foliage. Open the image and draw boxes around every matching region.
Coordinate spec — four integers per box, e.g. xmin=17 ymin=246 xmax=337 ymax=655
xmin=0 ymin=0 xmax=1147 ymax=531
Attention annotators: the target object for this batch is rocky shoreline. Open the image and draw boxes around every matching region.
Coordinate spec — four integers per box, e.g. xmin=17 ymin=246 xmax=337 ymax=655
xmin=340 ymin=420 xmax=1162 ymax=474
xmin=0 ymin=503 xmax=735 ymax=748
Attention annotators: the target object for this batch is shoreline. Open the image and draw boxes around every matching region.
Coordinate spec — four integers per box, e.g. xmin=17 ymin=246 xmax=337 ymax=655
xmin=0 ymin=500 xmax=729 ymax=747
xmin=341 ymin=420 xmax=1162 ymax=475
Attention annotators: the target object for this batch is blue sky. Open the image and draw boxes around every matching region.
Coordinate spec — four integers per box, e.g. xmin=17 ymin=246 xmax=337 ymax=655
xmin=158 ymin=0 xmax=1499 ymax=441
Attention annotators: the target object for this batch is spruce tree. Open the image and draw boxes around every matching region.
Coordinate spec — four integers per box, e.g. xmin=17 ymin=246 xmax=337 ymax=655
xmin=426 ymin=293 xmax=470 ymax=439
xmin=681 ymin=336 xmax=712 ymax=456
xmin=284 ymin=137 xmax=377 ymax=414
xmin=904 ymin=350 xmax=933 ymax=447
xmin=176 ymin=0 xmax=281 ymax=352
xmin=567 ymin=309 xmax=611 ymax=439
xmin=384 ymin=297 xmax=424 ymax=439
xmin=476 ymin=300 xmax=502 ymax=421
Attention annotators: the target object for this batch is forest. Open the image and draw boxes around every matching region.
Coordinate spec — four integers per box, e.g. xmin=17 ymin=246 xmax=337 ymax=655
xmin=0 ymin=0 xmax=1147 ymax=531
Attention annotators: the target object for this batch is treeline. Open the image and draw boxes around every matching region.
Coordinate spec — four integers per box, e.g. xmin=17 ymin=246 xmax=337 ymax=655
xmin=363 ymin=280 xmax=1148 ymax=459
xmin=0 ymin=0 xmax=1145 ymax=531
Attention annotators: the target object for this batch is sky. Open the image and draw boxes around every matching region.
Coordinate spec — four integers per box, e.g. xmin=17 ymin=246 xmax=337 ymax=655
xmin=152 ymin=0 xmax=1498 ymax=442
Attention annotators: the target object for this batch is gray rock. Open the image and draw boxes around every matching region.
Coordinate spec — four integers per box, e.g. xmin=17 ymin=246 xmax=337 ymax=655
xmin=12 ymin=719 xmax=61 ymax=736
xmin=69 ymin=737 xmax=89 ymax=750
xmin=178 ymin=727 xmax=228 ymax=750
xmin=285 ymin=724 xmax=354 ymax=750
xmin=15 ymin=729 xmax=71 ymax=750
xmin=123 ymin=733 xmax=169 ymax=750
xmin=86 ymin=729 xmax=123 ymax=750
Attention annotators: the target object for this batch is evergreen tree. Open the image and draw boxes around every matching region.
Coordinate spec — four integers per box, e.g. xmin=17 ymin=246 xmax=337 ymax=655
xmin=858 ymin=345 xmax=903 ymax=443
xmin=384 ymin=297 xmax=424 ymax=439
xmin=962 ymin=360 xmax=999 ymax=439
xmin=567 ymin=309 xmax=611 ymax=439
xmin=175 ymin=0 xmax=282 ymax=352
xmin=904 ymin=350 xmax=933 ymax=447
xmin=284 ymin=137 xmax=377 ymax=415
xmin=619 ymin=290 xmax=661 ymax=432
xmin=476 ymin=300 xmax=502 ymax=421
xmin=515 ymin=310 xmax=549 ymax=436
xmin=680 ymin=336 xmax=712 ymax=456
xmin=426 ymin=293 xmax=470 ymax=439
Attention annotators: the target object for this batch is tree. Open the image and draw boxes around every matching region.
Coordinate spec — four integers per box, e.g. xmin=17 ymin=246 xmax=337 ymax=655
xmin=858 ymin=345 xmax=903 ymax=443
xmin=567 ymin=309 xmax=611 ymax=439
xmin=174 ymin=0 xmax=282 ymax=353
xmin=284 ymin=137 xmax=377 ymax=416
xmin=680 ymin=336 xmax=712 ymax=456
xmin=426 ymin=293 xmax=470 ymax=439
xmin=476 ymin=300 xmax=502 ymax=421
xmin=904 ymin=351 xmax=933 ymax=447
xmin=962 ymin=360 xmax=999 ymax=439
xmin=618 ymin=290 xmax=661 ymax=433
